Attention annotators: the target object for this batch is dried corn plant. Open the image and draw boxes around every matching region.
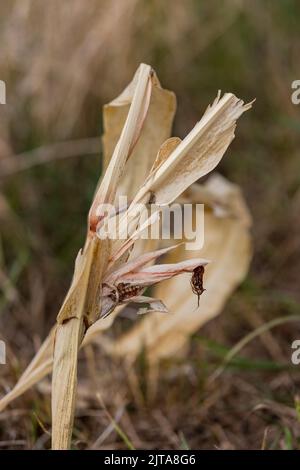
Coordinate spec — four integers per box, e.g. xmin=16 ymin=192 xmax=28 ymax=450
xmin=0 ymin=64 xmax=252 ymax=449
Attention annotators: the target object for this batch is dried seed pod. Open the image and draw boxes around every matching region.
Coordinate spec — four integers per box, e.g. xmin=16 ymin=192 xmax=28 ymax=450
xmin=117 ymin=282 xmax=144 ymax=301
xmin=191 ymin=265 xmax=205 ymax=306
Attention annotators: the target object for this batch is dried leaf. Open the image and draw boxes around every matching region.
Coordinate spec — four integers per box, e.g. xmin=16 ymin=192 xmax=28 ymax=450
xmin=101 ymin=246 xmax=208 ymax=318
xmin=109 ymin=174 xmax=252 ymax=362
xmin=106 ymin=244 xmax=180 ymax=283
xmin=102 ymin=67 xmax=176 ymax=200
xmin=89 ymin=63 xmax=153 ymax=228
xmin=102 ymin=67 xmax=176 ymax=264
xmin=150 ymin=137 xmax=182 ymax=173
xmin=111 ymin=258 xmax=209 ymax=286
xmin=132 ymin=93 xmax=253 ymax=207
xmin=134 ymin=297 xmax=168 ymax=315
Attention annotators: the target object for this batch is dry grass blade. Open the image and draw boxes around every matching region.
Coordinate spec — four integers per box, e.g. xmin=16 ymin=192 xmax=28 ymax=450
xmin=0 ymin=310 xmax=120 ymax=413
xmin=0 ymin=138 xmax=101 ymax=177
xmin=209 ymin=313 xmax=300 ymax=383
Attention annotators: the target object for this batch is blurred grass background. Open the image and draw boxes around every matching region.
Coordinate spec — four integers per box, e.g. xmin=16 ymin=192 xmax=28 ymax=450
xmin=0 ymin=0 xmax=300 ymax=449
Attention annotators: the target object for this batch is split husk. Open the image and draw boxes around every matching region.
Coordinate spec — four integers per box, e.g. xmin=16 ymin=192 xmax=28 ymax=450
xmin=109 ymin=174 xmax=252 ymax=363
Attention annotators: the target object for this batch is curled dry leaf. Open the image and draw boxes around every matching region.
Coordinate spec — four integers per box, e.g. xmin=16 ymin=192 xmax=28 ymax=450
xmin=108 ymin=173 xmax=252 ymax=363
xmin=101 ymin=244 xmax=209 ymax=318
xmin=102 ymin=66 xmax=176 ymax=201
xmin=130 ymin=92 xmax=253 ymax=207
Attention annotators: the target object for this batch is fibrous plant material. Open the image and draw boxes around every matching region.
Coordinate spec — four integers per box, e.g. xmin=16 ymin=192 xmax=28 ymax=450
xmin=0 ymin=64 xmax=252 ymax=449
xmin=109 ymin=174 xmax=252 ymax=365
